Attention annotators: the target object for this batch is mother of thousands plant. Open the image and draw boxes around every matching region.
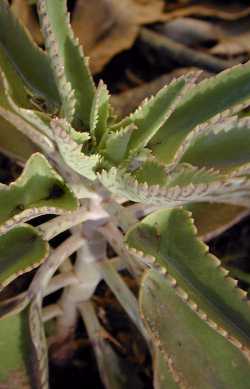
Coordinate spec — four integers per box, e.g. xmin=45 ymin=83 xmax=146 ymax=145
xmin=0 ymin=1 xmax=250 ymax=388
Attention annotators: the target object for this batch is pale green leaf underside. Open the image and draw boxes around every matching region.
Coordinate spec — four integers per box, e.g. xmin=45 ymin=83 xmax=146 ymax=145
xmin=98 ymin=165 xmax=241 ymax=206
xmin=150 ymin=61 xmax=250 ymax=163
xmin=99 ymin=164 xmax=250 ymax=207
xmin=0 ymin=224 xmax=48 ymax=291
xmin=90 ymin=80 xmax=110 ymax=144
xmin=0 ymin=0 xmax=59 ymax=108
xmin=140 ymin=270 xmax=250 ymax=389
xmin=37 ymin=0 xmax=95 ymax=127
xmin=126 ymin=208 xmax=250 ymax=354
xmin=0 ymin=153 xmax=78 ymax=231
xmin=51 ymin=118 xmax=100 ymax=180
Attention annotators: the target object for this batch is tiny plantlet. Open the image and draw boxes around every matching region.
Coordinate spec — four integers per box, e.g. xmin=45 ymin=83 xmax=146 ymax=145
xmin=0 ymin=1 xmax=250 ymax=388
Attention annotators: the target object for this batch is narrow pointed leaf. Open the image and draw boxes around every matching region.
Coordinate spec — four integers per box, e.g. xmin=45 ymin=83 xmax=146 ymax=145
xmin=126 ymin=209 xmax=250 ymax=355
xmin=51 ymin=118 xmax=99 ymax=180
xmin=0 ymin=50 xmax=53 ymax=139
xmin=0 ymin=0 xmax=59 ymax=108
xmin=113 ymin=74 xmax=194 ymax=153
xmin=140 ymin=269 xmax=250 ymax=389
xmin=150 ymin=61 xmax=250 ymax=163
xmin=90 ymin=81 xmax=110 ymax=144
xmin=37 ymin=0 xmax=95 ymax=127
xmin=99 ymin=165 xmax=250 ymax=207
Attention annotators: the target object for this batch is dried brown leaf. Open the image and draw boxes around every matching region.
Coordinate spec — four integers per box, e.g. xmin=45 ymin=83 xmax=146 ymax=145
xmin=72 ymin=0 xmax=165 ymax=73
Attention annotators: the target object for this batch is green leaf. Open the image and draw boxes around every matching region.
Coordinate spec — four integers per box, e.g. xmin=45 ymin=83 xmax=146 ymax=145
xmin=99 ymin=164 xmax=250 ymax=207
xmin=126 ymin=208 xmax=250 ymax=355
xmin=0 ymin=115 xmax=37 ymax=162
xmin=0 ymin=310 xmax=31 ymax=388
xmin=180 ymin=117 xmax=250 ymax=170
xmin=150 ymin=61 xmax=250 ymax=163
xmin=102 ymin=125 xmax=136 ymax=164
xmin=0 ymin=49 xmax=54 ymax=140
xmin=0 ymin=0 xmax=59 ymax=108
xmin=0 ymin=153 xmax=78 ymax=234
xmin=37 ymin=0 xmax=95 ymax=127
xmin=90 ymin=80 xmax=111 ymax=145
xmin=132 ymin=159 xmax=167 ymax=186
xmin=0 ymin=225 xmax=48 ymax=291
xmin=140 ymin=269 xmax=250 ymax=389
xmin=98 ymin=165 xmax=221 ymax=205
xmin=113 ymin=74 xmax=194 ymax=153
xmin=153 ymin=349 xmax=179 ymax=389
xmin=0 ymin=104 xmax=55 ymax=154
xmin=51 ymin=118 xmax=100 ymax=181
xmin=0 ymin=302 xmax=49 ymax=389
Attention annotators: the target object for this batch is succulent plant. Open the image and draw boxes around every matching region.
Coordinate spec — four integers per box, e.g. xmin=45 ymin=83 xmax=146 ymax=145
xmin=0 ymin=1 xmax=250 ymax=388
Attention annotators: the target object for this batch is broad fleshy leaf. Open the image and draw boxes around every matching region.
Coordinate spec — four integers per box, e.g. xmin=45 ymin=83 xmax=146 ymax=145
xmin=0 ymin=310 xmax=31 ymax=388
xmin=0 ymin=303 xmax=49 ymax=389
xmin=0 ymin=224 xmax=48 ymax=292
xmin=150 ymin=61 xmax=250 ymax=163
xmin=180 ymin=116 xmax=250 ymax=170
xmin=37 ymin=0 xmax=95 ymax=127
xmin=0 ymin=0 xmax=59 ymax=108
xmin=0 ymin=153 xmax=78 ymax=234
xmin=140 ymin=269 xmax=250 ymax=389
xmin=126 ymin=209 xmax=250 ymax=356
xmin=153 ymin=349 xmax=179 ymax=389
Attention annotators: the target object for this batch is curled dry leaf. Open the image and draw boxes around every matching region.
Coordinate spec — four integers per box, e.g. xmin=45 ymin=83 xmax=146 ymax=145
xmin=163 ymin=3 xmax=250 ymax=21
xmin=71 ymin=0 xmax=166 ymax=73
xmin=211 ymin=32 xmax=250 ymax=57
